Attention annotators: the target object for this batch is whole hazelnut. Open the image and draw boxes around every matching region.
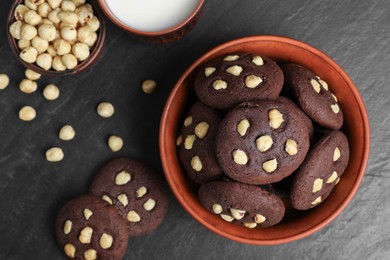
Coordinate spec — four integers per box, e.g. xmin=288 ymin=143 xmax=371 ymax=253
xmin=76 ymin=4 xmax=93 ymax=25
xmin=45 ymin=147 xmax=64 ymax=162
xmin=59 ymin=125 xmax=75 ymax=141
xmin=19 ymin=105 xmax=36 ymax=121
xmin=77 ymin=25 xmax=93 ymax=43
xmin=47 ymin=45 xmax=57 ymax=57
xmin=87 ymin=16 xmax=100 ymax=32
xmin=61 ymin=26 xmax=77 ymax=41
xmin=54 ymin=39 xmax=71 ymax=55
xmin=18 ymin=39 xmax=31 ymax=49
xmin=31 ymin=36 xmax=49 ymax=53
xmin=21 ymin=24 xmax=38 ymax=41
xmin=25 ymin=69 xmax=41 ymax=80
xmin=85 ymin=32 xmax=97 ymax=47
xmin=61 ymin=54 xmax=78 ymax=69
xmin=72 ymin=43 xmax=90 ymax=61
xmin=9 ymin=21 xmax=23 ymax=40
xmin=38 ymin=3 xmax=52 ymax=18
xmin=24 ymin=10 xmax=42 ymax=26
xmin=43 ymin=84 xmax=60 ymax=100
xmin=14 ymin=4 xmax=30 ymax=21
xmin=108 ymin=135 xmax=123 ymax=152
xmin=38 ymin=23 xmax=56 ymax=41
xmin=25 ymin=0 xmax=38 ymax=11
xmin=0 ymin=74 xmax=10 ymax=90
xmin=58 ymin=11 xmax=79 ymax=25
xmin=61 ymin=0 xmax=76 ymax=11
xmin=48 ymin=8 xmax=61 ymax=24
xmin=36 ymin=53 xmax=53 ymax=70
xmin=47 ymin=0 xmax=62 ymax=9
xmin=19 ymin=79 xmax=38 ymax=93
xmin=73 ymin=0 xmax=86 ymax=7
xmin=52 ymin=56 xmax=66 ymax=71
xmin=20 ymin=46 xmax=38 ymax=63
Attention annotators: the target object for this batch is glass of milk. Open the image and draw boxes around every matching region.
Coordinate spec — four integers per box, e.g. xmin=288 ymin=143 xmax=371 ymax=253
xmin=98 ymin=0 xmax=205 ymax=43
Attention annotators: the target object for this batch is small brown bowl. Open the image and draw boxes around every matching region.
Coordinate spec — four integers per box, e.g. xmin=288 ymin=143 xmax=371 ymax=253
xmin=160 ymin=35 xmax=370 ymax=245
xmin=97 ymin=0 xmax=205 ymax=44
xmin=7 ymin=0 xmax=106 ymax=76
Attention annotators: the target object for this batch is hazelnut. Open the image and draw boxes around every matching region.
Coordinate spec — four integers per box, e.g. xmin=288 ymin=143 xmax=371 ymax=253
xmin=142 ymin=79 xmax=157 ymax=94
xmin=61 ymin=54 xmax=78 ymax=69
xmin=77 ymin=25 xmax=94 ymax=43
xmin=47 ymin=0 xmax=62 ymax=9
xmin=19 ymin=105 xmax=36 ymax=121
xmin=127 ymin=210 xmax=141 ymax=222
xmin=245 ymin=75 xmax=263 ymax=88
xmin=230 ymin=208 xmax=245 ymax=220
xmin=14 ymin=4 xmax=30 ymax=21
xmin=333 ymin=147 xmax=341 ymax=161
xmin=268 ymin=109 xmax=284 ymax=129
xmin=53 ymin=39 xmax=71 ymax=55
xmin=76 ymin=4 xmax=93 ymax=24
xmin=63 ymin=220 xmax=72 ymax=234
xmin=204 ymin=67 xmax=216 ymax=77
xmin=232 ymin=149 xmax=248 ymax=165
xmin=36 ymin=53 xmax=53 ymax=70
xmin=72 ymin=43 xmax=90 ymax=61
xmin=136 ymin=186 xmax=147 ymax=198
xmin=212 ymin=79 xmax=228 ymax=90
xmin=226 ymin=65 xmax=243 ymax=76
xmin=97 ymin=102 xmax=114 ymax=118
xmin=108 ymin=135 xmax=123 ymax=152
xmin=87 ymin=16 xmax=100 ymax=32
xmin=31 ymin=36 xmax=49 ymax=53
xmin=331 ymin=103 xmax=340 ymax=114
xmin=18 ymin=39 xmax=31 ymax=49
xmin=115 ymin=170 xmax=131 ymax=185
xmin=143 ymin=198 xmax=156 ymax=211
xmin=327 ymin=171 xmax=338 ymax=184
xmin=84 ymin=249 xmax=97 ymax=260
xmin=183 ymin=116 xmax=192 ymax=127
xmin=9 ymin=21 xmax=23 ymax=40
xmin=59 ymin=125 xmax=75 ymax=141
xmin=83 ymin=208 xmax=93 ymax=220
xmin=285 ymin=139 xmax=298 ymax=156
xmin=38 ymin=23 xmax=56 ymax=41
xmin=237 ymin=119 xmax=250 ymax=136
xmin=220 ymin=214 xmax=234 ymax=222
xmin=252 ymin=56 xmax=264 ymax=66
xmin=24 ymin=10 xmax=42 ymax=26
xmin=60 ymin=26 xmax=77 ymax=41
xmin=99 ymin=233 xmax=113 ymax=250
xmin=191 ymin=156 xmax=203 ymax=172
xmin=64 ymin=243 xmax=76 ymax=258
xmin=262 ymin=158 xmax=278 ymax=173
xmin=61 ymin=0 xmax=76 ymax=12
xmin=256 ymin=135 xmax=273 ymax=152
xmin=52 ymin=56 xmax=66 ymax=71
xmin=85 ymin=32 xmax=97 ymax=47
xmin=47 ymin=45 xmax=57 ymax=57
xmin=38 ymin=3 xmax=52 ymax=18
xmin=24 ymin=0 xmax=38 ymax=11
xmin=58 ymin=11 xmax=79 ymax=25
xmin=21 ymin=24 xmax=38 ymax=41
xmin=312 ymin=178 xmax=323 ymax=193
xmin=43 ymin=84 xmax=60 ymax=100
xmin=223 ymin=55 xmax=239 ymax=61
xmin=25 ymin=69 xmax=41 ymax=81
xmin=79 ymin=226 xmax=93 ymax=244
xmin=73 ymin=0 xmax=86 ymax=7
xmin=117 ymin=194 xmax=129 ymax=206
xmin=0 ymin=74 xmax=10 ymax=90
xmin=45 ymin=147 xmax=64 ymax=162
xmin=311 ymin=196 xmax=322 ymax=206
xmin=254 ymin=214 xmax=266 ymax=224
xmin=243 ymin=222 xmax=257 ymax=229
xmin=310 ymin=79 xmax=321 ymax=93
xmin=19 ymin=79 xmax=38 ymax=93
xmin=20 ymin=46 xmax=38 ymax=63
xmin=184 ymin=135 xmax=196 ymax=150
xmin=212 ymin=204 xmax=223 ymax=214
xmin=48 ymin=8 xmax=61 ymax=24
xmin=194 ymin=122 xmax=209 ymax=139
xmin=319 ymin=79 xmax=329 ymax=91
xmin=102 ymin=195 xmax=113 ymax=205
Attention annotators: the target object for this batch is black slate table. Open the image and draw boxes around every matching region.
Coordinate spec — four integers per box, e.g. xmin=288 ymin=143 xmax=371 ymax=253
xmin=0 ymin=0 xmax=388 ymax=259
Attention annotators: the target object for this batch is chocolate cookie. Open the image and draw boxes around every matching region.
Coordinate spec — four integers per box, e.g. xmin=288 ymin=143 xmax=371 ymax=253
xmin=90 ymin=158 xmax=169 ymax=237
xmin=199 ymin=180 xmax=285 ymax=228
xmin=282 ymin=63 xmax=344 ymax=130
xmin=56 ymin=195 xmax=129 ymax=260
xmin=216 ymin=97 xmax=312 ymax=185
xmin=194 ymin=52 xmax=284 ymax=111
xmin=290 ymin=131 xmax=350 ymax=210
xmin=177 ymin=101 xmax=223 ymax=184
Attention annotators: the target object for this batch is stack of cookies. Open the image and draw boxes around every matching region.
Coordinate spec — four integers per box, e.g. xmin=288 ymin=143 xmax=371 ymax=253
xmin=177 ymin=53 xmax=350 ymax=229
xmin=55 ymin=158 xmax=169 ymax=259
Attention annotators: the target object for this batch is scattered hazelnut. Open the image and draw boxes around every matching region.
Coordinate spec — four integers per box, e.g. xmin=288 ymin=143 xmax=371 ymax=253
xmin=191 ymin=156 xmax=203 ymax=172
xmin=20 ymin=46 xmax=38 ymax=63
xmin=311 ymin=196 xmax=322 ymax=206
xmin=183 ymin=116 xmax=192 ymax=127
xmin=59 ymin=125 xmax=75 ymax=141
xmin=72 ymin=43 xmax=90 ymax=61
xmin=9 ymin=21 xmax=23 ymax=40
xmin=212 ymin=79 xmax=228 ymax=90
xmin=230 ymin=208 xmax=245 ymax=220
xmin=142 ymin=79 xmax=157 ymax=94
xmin=102 ymin=195 xmax=113 ymax=205
xmin=108 ymin=135 xmax=123 ymax=152
xmin=45 ymin=147 xmax=64 ymax=162
xmin=21 ymin=24 xmax=38 ymax=41
xmin=245 ymin=74 xmax=263 ymax=88
xmin=19 ymin=105 xmax=36 ymax=121
xmin=220 ymin=214 xmax=234 ymax=222
xmin=19 ymin=79 xmax=38 ymax=93
xmin=36 ymin=53 xmax=53 ymax=70
xmin=285 ymin=139 xmax=298 ymax=156
xmin=243 ymin=222 xmax=257 ymax=229
xmin=43 ymin=84 xmax=60 ymax=100
xmin=212 ymin=204 xmax=223 ymax=214
xmin=117 ymin=194 xmax=128 ymax=206
xmin=61 ymin=53 xmax=78 ymax=69
xmin=136 ymin=186 xmax=147 ymax=198
xmin=319 ymin=79 xmax=329 ymax=91
xmin=262 ymin=158 xmax=278 ymax=173
xmin=268 ymin=109 xmax=284 ymax=129
xmin=83 ymin=208 xmax=93 ymax=220
xmin=184 ymin=135 xmax=196 ymax=150
xmin=176 ymin=135 xmax=182 ymax=146
xmin=254 ymin=214 xmax=266 ymax=224
xmin=331 ymin=103 xmax=340 ymax=114
xmin=25 ymin=69 xmax=41 ymax=81
xmin=0 ymin=74 xmax=10 ymax=90
xmin=97 ymin=102 xmax=114 ymax=118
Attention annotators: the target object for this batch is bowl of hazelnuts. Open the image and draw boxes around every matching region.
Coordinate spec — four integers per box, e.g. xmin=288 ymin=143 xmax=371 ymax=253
xmin=7 ymin=0 xmax=106 ymax=76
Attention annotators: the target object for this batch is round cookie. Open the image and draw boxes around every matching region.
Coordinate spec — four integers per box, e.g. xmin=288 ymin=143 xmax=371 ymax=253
xmin=56 ymin=195 xmax=129 ymax=260
xmin=194 ymin=52 xmax=284 ymax=111
xmin=177 ymin=101 xmax=223 ymax=184
xmin=89 ymin=158 xmax=169 ymax=237
xmin=290 ymin=130 xmax=350 ymax=210
xmin=199 ymin=180 xmax=285 ymax=228
xmin=282 ymin=63 xmax=344 ymax=130
xmin=216 ymin=97 xmax=312 ymax=185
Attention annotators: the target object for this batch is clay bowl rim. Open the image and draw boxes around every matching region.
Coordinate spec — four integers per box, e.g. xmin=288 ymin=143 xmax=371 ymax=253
xmin=7 ymin=0 xmax=106 ymax=76
xmin=159 ymin=35 xmax=370 ymax=245
xmin=97 ymin=0 xmax=205 ymax=37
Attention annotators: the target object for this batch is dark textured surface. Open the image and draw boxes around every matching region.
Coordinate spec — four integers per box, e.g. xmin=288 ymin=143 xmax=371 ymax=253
xmin=0 ymin=0 xmax=387 ymax=259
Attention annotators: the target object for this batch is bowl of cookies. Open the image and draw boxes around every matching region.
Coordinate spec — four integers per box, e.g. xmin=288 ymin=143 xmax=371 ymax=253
xmin=160 ymin=35 xmax=370 ymax=244
xmin=7 ymin=0 xmax=106 ymax=76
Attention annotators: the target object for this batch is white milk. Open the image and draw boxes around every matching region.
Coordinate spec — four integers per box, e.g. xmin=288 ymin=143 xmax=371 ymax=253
xmin=106 ymin=0 xmax=200 ymax=32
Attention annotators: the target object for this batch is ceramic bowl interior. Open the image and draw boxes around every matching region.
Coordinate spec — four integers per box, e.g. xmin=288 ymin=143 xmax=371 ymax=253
xmin=160 ymin=35 xmax=370 ymax=245
xmin=7 ymin=0 xmax=106 ymax=76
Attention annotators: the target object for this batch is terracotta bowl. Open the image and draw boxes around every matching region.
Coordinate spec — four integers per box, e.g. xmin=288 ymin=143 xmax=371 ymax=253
xmin=7 ymin=0 xmax=106 ymax=76
xmin=160 ymin=35 xmax=370 ymax=245
xmin=97 ymin=0 xmax=205 ymax=44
